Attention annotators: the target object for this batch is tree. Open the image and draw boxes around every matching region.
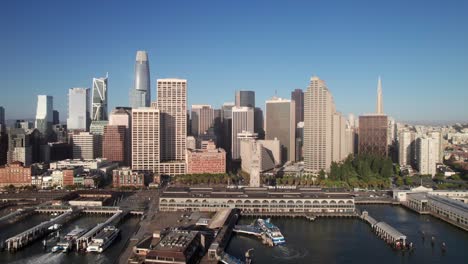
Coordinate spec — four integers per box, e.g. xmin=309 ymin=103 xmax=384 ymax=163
xmin=395 ymin=176 xmax=404 ymax=187
xmin=404 ymin=176 xmax=413 ymax=186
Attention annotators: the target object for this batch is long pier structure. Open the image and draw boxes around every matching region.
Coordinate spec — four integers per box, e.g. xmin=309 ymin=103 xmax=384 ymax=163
xmin=76 ymin=210 xmax=125 ymax=250
xmin=4 ymin=208 xmax=81 ymax=252
xmin=361 ymin=211 xmax=408 ymax=248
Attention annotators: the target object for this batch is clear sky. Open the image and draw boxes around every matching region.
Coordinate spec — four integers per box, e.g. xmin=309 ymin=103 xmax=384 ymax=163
xmin=1 ymin=0 xmax=467 ymax=123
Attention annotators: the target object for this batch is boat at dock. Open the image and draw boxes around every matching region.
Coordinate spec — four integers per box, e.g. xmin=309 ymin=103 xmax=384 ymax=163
xmin=52 ymin=226 xmax=89 ymax=253
xmin=86 ymin=225 xmax=120 ymax=253
xmin=256 ymin=218 xmax=286 ymax=245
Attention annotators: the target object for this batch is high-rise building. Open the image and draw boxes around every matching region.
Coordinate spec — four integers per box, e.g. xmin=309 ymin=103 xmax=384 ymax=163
xmin=265 ymin=97 xmax=296 ymax=163
xmin=416 ymin=136 xmax=438 ymax=176
xmin=103 ymin=125 xmax=126 ymax=165
xmin=291 ymin=89 xmax=304 ymax=124
xmin=35 ymin=95 xmax=53 ymax=135
xmin=7 ymin=128 xmax=41 ymax=166
xmin=304 ymin=76 xmax=335 ymax=172
xmin=92 ymin=75 xmax=108 ymax=121
xmin=231 ymin=106 xmax=254 ymax=160
xmin=132 ymin=108 xmax=160 ymax=172
xmin=235 ymin=90 xmax=255 ymax=108
xmin=240 ymin=137 xmax=281 ymax=173
xmin=109 ymin=107 xmax=132 ymax=166
xmin=358 ymin=115 xmax=388 ymax=157
xmin=130 ymin=51 xmax=151 ymax=108
xmin=67 ymin=88 xmax=91 ymax=131
xmin=376 ymin=76 xmax=384 ymax=114
xmin=358 ymin=78 xmax=388 ymax=157
xmin=254 ymin=107 xmax=264 ymax=139
xmin=295 ymin=122 xmax=304 ymax=161
xmin=0 ymin=106 xmax=4 ymax=126
xmin=398 ymin=131 xmax=415 ymax=167
xmin=71 ymin=132 xmax=98 ymax=160
xmin=221 ymin=102 xmax=234 ymax=156
xmin=157 ymin=79 xmax=187 ymax=162
xmin=332 ymin=112 xmax=349 ymax=162
xmin=52 ymin=110 xmax=60 ymax=125
xmin=190 ymin=105 xmax=214 ymax=137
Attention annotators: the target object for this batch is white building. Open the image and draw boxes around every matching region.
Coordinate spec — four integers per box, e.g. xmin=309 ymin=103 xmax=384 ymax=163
xmin=131 ymin=107 xmax=160 ymax=172
xmin=71 ymin=132 xmax=99 ymax=160
xmin=67 ymin=88 xmax=91 ymax=131
xmin=35 ymin=95 xmax=53 ymax=134
xmin=92 ymin=76 xmax=108 ymax=121
xmin=231 ymin=107 xmax=254 ymax=160
xmin=416 ymin=135 xmax=439 ymax=176
xmin=398 ymin=131 xmax=414 ymax=166
xmin=240 ymin=137 xmax=280 ymax=173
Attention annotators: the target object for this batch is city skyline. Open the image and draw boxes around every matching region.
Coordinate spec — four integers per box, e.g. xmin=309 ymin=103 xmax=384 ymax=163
xmin=1 ymin=1 xmax=467 ymax=123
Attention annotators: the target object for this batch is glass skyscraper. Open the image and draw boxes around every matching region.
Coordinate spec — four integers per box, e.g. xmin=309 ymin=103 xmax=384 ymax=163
xmin=130 ymin=51 xmax=151 ymax=108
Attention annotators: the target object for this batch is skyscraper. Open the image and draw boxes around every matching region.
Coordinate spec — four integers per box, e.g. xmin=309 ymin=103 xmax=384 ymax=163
xmin=398 ymin=130 xmax=415 ymax=166
xmin=358 ymin=115 xmax=388 ymax=157
xmin=304 ymin=76 xmax=335 ymax=172
xmin=71 ymin=132 xmax=98 ymax=160
xmin=377 ymin=76 xmax=384 ymax=114
xmin=157 ymin=79 xmax=187 ymax=162
xmin=103 ymin=125 xmax=126 ymax=165
xmin=52 ymin=110 xmax=60 ymax=125
xmin=92 ymin=75 xmax=108 ymax=121
xmin=235 ymin=90 xmax=255 ymax=108
xmin=190 ymin=105 xmax=214 ymax=137
xmin=35 ymin=95 xmax=53 ymax=135
xmin=416 ymin=136 xmax=439 ymax=176
xmin=265 ymin=97 xmax=296 ymax=163
xmin=131 ymin=51 xmax=151 ymax=108
xmin=67 ymin=88 xmax=90 ymax=131
xmin=221 ymin=102 xmax=235 ymax=156
xmin=231 ymin=106 xmax=254 ymax=160
xmin=131 ymin=107 xmax=160 ymax=172
xmin=291 ymin=89 xmax=304 ymax=124
xmin=0 ymin=106 xmax=5 ymax=126
xmin=109 ymin=107 xmax=132 ymax=166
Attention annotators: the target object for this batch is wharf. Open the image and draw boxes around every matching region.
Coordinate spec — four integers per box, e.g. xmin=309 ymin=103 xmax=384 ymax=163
xmin=76 ymin=210 xmax=125 ymax=250
xmin=360 ymin=211 xmax=409 ymax=249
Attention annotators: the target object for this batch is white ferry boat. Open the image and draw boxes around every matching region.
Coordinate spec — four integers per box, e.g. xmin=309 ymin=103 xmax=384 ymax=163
xmin=256 ymin=218 xmax=286 ymax=245
xmin=52 ymin=226 xmax=88 ymax=253
xmin=86 ymin=226 xmax=120 ymax=253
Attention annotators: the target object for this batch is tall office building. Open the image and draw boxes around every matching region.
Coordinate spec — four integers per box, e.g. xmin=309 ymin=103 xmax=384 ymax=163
xmin=157 ymin=79 xmax=187 ymax=162
xmin=0 ymin=106 xmax=4 ymax=126
xmin=52 ymin=110 xmax=60 ymax=125
xmin=191 ymin=105 xmax=214 ymax=137
xmin=376 ymin=76 xmax=384 ymax=114
xmin=131 ymin=108 xmax=160 ymax=172
xmin=358 ymin=115 xmax=388 ymax=157
xmin=131 ymin=51 xmax=151 ymax=108
xmin=92 ymin=75 xmax=108 ymax=121
xmin=221 ymin=103 xmax=234 ymax=154
xmin=265 ymin=97 xmax=296 ymax=163
xmin=109 ymin=107 xmax=132 ymax=166
xmin=358 ymin=78 xmax=389 ymax=157
xmin=235 ymin=91 xmax=255 ymax=108
xmin=67 ymin=88 xmax=90 ymax=131
xmin=7 ymin=128 xmax=41 ymax=166
xmin=291 ymin=89 xmax=304 ymax=124
xmin=254 ymin=107 xmax=264 ymax=139
xmin=71 ymin=132 xmax=98 ymax=160
xmin=398 ymin=130 xmax=415 ymax=166
xmin=332 ymin=112 xmax=349 ymax=162
xmin=304 ymin=76 xmax=335 ymax=172
xmin=103 ymin=125 xmax=126 ymax=165
xmin=231 ymin=106 xmax=254 ymax=160
xmin=35 ymin=95 xmax=53 ymax=135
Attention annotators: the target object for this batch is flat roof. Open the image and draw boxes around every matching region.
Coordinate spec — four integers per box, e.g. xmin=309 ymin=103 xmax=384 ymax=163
xmin=161 ymin=187 xmax=353 ymax=200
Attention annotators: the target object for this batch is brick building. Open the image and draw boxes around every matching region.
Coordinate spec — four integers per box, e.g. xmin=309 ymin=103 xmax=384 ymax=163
xmin=113 ymin=167 xmax=146 ymax=188
xmin=103 ymin=125 xmax=126 ymax=165
xmin=186 ymin=141 xmax=226 ymax=174
xmin=358 ymin=114 xmax=389 ymax=157
xmin=0 ymin=161 xmax=32 ymax=187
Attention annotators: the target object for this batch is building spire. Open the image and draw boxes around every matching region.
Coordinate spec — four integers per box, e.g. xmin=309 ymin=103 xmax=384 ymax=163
xmin=376 ymin=76 xmax=383 ymax=114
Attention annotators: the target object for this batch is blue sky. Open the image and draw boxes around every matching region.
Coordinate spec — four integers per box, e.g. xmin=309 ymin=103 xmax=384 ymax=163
xmin=1 ymin=0 xmax=467 ymax=123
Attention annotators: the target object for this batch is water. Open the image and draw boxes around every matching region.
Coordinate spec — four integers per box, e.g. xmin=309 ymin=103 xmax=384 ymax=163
xmin=226 ymin=205 xmax=468 ymax=263
xmin=0 ymin=213 xmax=140 ymax=264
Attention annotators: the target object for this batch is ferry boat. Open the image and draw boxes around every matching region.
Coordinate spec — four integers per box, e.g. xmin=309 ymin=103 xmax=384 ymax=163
xmin=256 ymin=218 xmax=286 ymax=245
xmin=52 ymin=226 xmax=88 ymax=253
xmin=86 ymin=226 xmax=120 ymax=253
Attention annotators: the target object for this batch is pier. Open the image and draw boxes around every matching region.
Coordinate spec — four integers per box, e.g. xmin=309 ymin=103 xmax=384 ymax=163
xmin=361 ymin=211 xmax=407 ymax=248
xmin=4 ymin=208 xmax=81 ymax=252
xmin=76 ymin=210 xmax=124 ymax=250
xmin=0 ymin=208 xmax=35 ymax=225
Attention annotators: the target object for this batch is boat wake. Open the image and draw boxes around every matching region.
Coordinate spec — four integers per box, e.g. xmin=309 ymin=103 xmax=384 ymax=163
xmin=272 ymin=245 xmax=309 ymax=260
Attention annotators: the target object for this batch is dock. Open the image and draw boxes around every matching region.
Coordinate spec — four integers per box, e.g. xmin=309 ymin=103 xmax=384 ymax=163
xmin=76 ymin=210 xmax=125 ymax=250
xmin=4 ymin=208 xmax=81 ymax=252
xmin=233 ymin=225 xmax=262 ymax=237
xmin=361 ymin=211 xmax=408 ymax=248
